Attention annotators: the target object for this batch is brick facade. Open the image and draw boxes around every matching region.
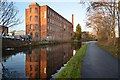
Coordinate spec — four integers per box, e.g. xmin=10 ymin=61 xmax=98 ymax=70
xmin=26 ymin=2 xmax=73 ymax=41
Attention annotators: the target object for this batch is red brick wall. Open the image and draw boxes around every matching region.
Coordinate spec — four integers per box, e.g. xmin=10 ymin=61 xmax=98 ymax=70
xmin=40 ymin=6 xmax=47 ymax=41
xmin=26 ymin=3 xmax=40 ymax=41
xmin=26 ymin=3 xmax=73 ymax=41
xmin=46 ymin=6 xmax=73 ymax=41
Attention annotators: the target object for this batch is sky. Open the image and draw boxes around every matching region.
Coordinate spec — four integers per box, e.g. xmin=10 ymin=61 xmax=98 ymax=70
xmin=9 ymin=0 xmax=90 ymax=32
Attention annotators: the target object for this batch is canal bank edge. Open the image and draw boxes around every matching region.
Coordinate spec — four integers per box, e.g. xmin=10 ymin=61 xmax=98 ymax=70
xmin=54 ymin=44 xmax=87 ymax=78
xmin=2 ymin=39 xmax=75 ymax=49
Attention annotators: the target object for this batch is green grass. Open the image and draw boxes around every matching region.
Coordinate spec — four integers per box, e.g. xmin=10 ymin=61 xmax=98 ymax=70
xmin=55 ymin=44 xmax=87 ymax=78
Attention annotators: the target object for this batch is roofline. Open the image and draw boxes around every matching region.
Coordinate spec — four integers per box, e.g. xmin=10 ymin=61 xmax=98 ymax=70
xmin=43 ymin=5 xmax=72 ymax=25
xmin=29 ymin=2 xmax=40 ymax=7
xmin=26 ymin=3 xmax=73 ymax=25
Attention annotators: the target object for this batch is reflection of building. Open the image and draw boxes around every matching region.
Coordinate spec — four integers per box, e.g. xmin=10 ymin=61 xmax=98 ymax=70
xmin=26 ymin=48 xmax=47 ymax=79
xmin=26 ymin=44 xmax=73 ymax=79
xmin=46 ymin=44 xmax=73 ymax=78
xmin=0 ymin=26 xmax=8 ymax=35
xmin=26 ymin=49 xmax=40 ymax=78
xmin=40 ymin=48 xmax=47 ymax=78
xmin=26 ymin=2 xmax=73 ymax=41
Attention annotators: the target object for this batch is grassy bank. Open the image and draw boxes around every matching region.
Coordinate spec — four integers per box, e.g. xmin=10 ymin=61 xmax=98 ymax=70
xmin=97 ymin=42 xmax=119 ymax=59
xmin=55 ymin=44 xmax=87 ymax=78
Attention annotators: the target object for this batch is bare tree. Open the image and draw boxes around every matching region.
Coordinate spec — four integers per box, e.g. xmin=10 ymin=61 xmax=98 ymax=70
xmin=86 ymin=10 xmax=112 ymax=41
xmin=0 ymin=0 xmax=22 ymax=35
xmin=83 ymin=0 xmax=119 ymax=45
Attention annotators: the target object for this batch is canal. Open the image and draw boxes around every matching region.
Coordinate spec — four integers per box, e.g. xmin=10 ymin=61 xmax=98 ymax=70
xmin=0 ymin=43 xmax=81 ymax=79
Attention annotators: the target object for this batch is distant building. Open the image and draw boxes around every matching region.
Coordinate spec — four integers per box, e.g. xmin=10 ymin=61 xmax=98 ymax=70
xmin=26 ymin=2 xmax=73 ymax=41
xmin=14 ymin=30 xmax=25 ymax=36
xmin=82 ymin=31 xmax=97 ymax=41
xmin=0 ymin=26 xmax=8 ymax=35
xmin=82 ymin=31 xmax=89 ymax=41
xmin=82 ymin=31 xmax=88 ymax=38
xmin=8 ymin=30 xmax=25 ymax=39
xmin=9 ymin=30 xmax=25 ymax=36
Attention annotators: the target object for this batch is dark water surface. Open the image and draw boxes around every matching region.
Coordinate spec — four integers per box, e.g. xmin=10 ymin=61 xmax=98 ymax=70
xmin=0 ymin=43 xmax=81 ymax=79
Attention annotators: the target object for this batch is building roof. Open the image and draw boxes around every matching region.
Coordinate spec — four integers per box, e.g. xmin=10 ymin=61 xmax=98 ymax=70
xmin=29 ymin=2 xmax=39 ymax=6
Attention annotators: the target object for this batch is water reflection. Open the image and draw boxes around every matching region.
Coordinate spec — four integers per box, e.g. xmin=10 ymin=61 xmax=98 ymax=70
xmin=26 ymin=47 xmax=47 ymax=79
xmin=0 ymin=43 xmax=81 ymax=79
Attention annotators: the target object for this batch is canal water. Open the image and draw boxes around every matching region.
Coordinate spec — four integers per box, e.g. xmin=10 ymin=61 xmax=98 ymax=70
xmin=0 ymin=43 xmax=81 ymax=79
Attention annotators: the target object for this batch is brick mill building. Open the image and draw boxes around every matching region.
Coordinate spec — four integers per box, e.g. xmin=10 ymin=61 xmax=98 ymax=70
xmin=26 ymin=2 xmax=74 ymax=41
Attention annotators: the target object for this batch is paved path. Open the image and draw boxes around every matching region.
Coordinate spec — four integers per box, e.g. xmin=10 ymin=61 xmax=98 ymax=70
xmin=82 ymin=42 xmax=119 ymax=78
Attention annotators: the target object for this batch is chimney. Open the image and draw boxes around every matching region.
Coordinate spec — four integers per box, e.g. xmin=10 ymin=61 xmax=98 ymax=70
xmin=72 ymin=14 xmax=74 ymax=27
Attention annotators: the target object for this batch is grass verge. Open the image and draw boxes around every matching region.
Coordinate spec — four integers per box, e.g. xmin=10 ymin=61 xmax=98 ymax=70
xmin=97 ymin=42 xmax=119 ymax=59
xmin=55 ymin=44 xmax=87 ymax=78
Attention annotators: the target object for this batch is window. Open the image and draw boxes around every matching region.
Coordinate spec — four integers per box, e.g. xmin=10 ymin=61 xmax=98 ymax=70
xmin=49 ymin=11 xmax=51 ymax=15
xmin=30 ymin=16 xmax=32 ymax=21
xmin=30 ymin=8 xmax=32 ymax=13
xmin=44 ymin=11 xmax=46 ymax=18
xmin=64 ymin=25 xmax=66 ymax=29
xmin=30 ymin=65 xmax=32 ymax=71
xmin=64 ymin=25 xmax=66 ymax=31
xmin=52 ymin=20 xmax=54 ymax=24
xmin=35 ymin=8 xmax=38 ymax=13
xmin=53 ymin=13 xmax=54 ymax=16
xmin=35 ymin=49 xmax=39 ymax=54
xmin=35 ymin=16 xmax=38 ymax=21
xmin=35 ymin=57 xmax=39 ymax=62
xmin=50 ymin=19 xmax=52 ymax=23
xmin=35 ymin=32 xmax=39 ymax=38
xmin=35 ymin=65 xmax=38 ymax=71
xmin=47 ymin=26 xmax=50 ymax=30
xmin=48 ymin=10 xmax=50 ymax=14
xmin=44 ymin=68 xmax=46 ymax=73
xmin=47 ymin=26 xmax=51 ymax=30
xmin=30 ymin=24 xmax=33 ymax=29
xmin=30 ymin=32 xmax=33 ymax=38
xmin=48 ymin=18 xmax=49 ymax=22
xmin=35 ymin=24 xmax=39 ymax=29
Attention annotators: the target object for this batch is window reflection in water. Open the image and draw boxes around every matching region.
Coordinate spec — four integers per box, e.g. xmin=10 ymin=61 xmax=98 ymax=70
xmin=25 ymin=44 xmax=73 ymax=79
